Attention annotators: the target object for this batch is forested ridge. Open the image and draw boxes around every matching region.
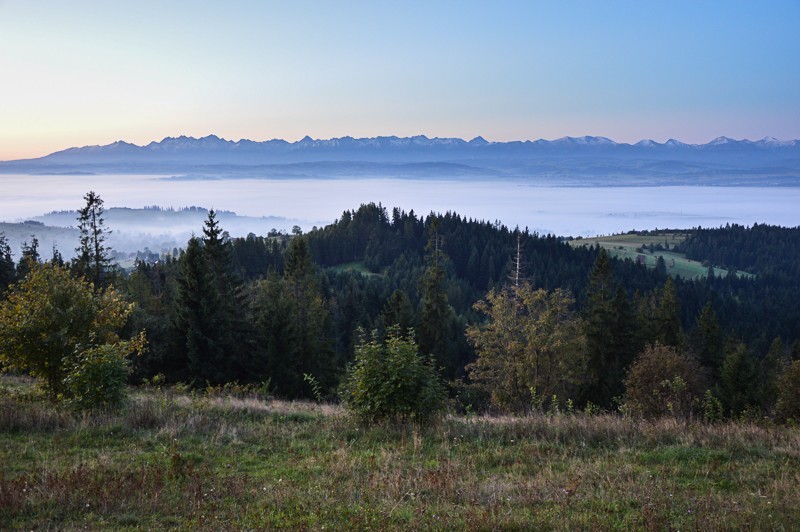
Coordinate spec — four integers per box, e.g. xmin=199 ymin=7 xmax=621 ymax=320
xmin=1 ymin=199 xmax=799 ymax=421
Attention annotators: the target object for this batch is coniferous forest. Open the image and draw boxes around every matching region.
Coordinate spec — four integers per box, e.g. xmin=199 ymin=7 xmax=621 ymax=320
xmin=2 ymin=196 xmax=799 ymax=421
xmin=3 ymin=194 xmax=800 ymax=529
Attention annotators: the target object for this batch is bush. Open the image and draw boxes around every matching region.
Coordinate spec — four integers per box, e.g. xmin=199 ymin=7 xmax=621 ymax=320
xmin=341 ymin=327 xmax=446 ymax=424
xmin=63 ymin=343 xmax=131 ymax=409
xmin=623 ymin=344 xmax=706 ymax=419
xmin=0 ymin=263 xmax=144 ymax=407
xmin=774 ymin=360 xmax=800 ymax=424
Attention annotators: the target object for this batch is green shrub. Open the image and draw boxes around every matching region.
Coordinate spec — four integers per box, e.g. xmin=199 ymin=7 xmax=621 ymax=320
xmin=702 ymin=389 xmax=724 ymax=423
xmin=623 ymin=344 xmax=706 ymax=419
xmin=63 ymin=343 xmax=131 ymax=409
xmin=341 ymin=327 xmax=446 ymax=424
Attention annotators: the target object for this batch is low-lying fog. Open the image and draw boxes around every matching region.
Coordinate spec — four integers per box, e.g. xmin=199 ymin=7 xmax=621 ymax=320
xmin=2 ymin=173 xmax=800 ymax=257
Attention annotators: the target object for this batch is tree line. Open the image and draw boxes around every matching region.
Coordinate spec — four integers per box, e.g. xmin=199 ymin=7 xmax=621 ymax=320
xmin=1 ymin=195 xmax=799 ymax=421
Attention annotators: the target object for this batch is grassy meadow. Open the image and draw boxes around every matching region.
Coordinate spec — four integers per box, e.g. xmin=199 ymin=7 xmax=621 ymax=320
xmin=569 ymin=232 xmax=752 ymax=280
xmin=1 ymin=375 xmax=798 ymax=530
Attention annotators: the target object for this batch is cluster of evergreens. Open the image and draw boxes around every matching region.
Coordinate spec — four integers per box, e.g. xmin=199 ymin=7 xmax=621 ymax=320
xmin=1 ymin=197 xmax=799 ymax=421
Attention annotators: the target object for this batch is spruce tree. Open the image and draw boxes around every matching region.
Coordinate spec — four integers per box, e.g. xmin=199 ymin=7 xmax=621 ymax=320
xmin=382 ymin=289 xmax=413 ymax=334
xmin=418 ymin=220 xmax=457 ymax=378
xmin=718 ymin=342 xmax=758 ymax=417
xmin=582 ymin=248 xmax=616 ymax=406
xmin=692 ymin=302 xmax=724 ymax=378
xmin=251 ymin=270 xmax=295 ymax=392
xmin=16 ymin=238 xmax=40 ymax=280
xmin=175 ymin=237 xmax=226 ymax=385
xmin=654 ymin=277 xmax=682 ymax=347
xmin=0 ymin=233 xmax=14 ymax=296
xmin=174 ymin=211 xmax=250 ymax=386
xmin=281 ymin=237 xmax=337 ymax=396
xmin=75 ymin=191 xmax=111 ymax=287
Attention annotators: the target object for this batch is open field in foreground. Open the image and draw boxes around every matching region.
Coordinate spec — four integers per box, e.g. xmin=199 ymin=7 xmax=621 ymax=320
xmin=1 ymin=378 xmax=798 ymax=530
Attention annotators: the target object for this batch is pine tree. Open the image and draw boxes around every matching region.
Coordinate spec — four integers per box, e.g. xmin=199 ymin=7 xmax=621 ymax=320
xmin=250 ymin=270 xmax=296 ymax=392
xmin=174 ymin=211 xmax=250 ymax=386
xmin=655 ymin=255 xmax=667 ymax=276
xmin=0 ymin=233 xmax=14 ymax=296
xmin=607 ymin=285 xmax=639 ymax=402
xmin=75 ymin=191 xmax=111 ymax=287
xmin=654 ymin=277 xmax=682 ymax=347
xmin=382 ymin=289 xmax=413 ymax=334
xmin=718 ymin=342 xmax=757 ymax=417
xmin=417 ymin=220 xmax=457 ymax=378
xmin=16 ymin=238 xmax=40 ymax=280
xmin=692 ymin=302 xmax=724 ymax=378
xmin=175 ymin=237 xmax=226 ymax=385
xmin=281 ymin=237 xmax=337 ymax=396
xmin=759 ymin=337 xmax=789 ymax=411
xmin=582 ymin=248 xmax=616 ymax=406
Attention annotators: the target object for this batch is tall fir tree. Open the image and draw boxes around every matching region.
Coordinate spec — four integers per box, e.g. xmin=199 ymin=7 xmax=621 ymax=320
xmin=75 ymin=191 xmax=111 ymax=288
xmin=606 ymin=285 xmax=639 ymax=403
xmin=691 ymin=302 xmax=724 ymax=378
xmin=174 ymin=212 xmax=250 ymax=386
xmin=382 ymin=289 xmax=414 ymax=334
xmin=175 ymin=237 xmax=226 ymax=385
xmin=16 ymin=238 xmax=40 ymax=280
xmin=718 ymin=342 xmax=758 ymax=417
xmin=582 ymin=248 xmax=616 ymax=406
xmin=281 ymin=237 xmax=337 ymax=396
xmin=0 ymin=233 xmax=14 ymax=296
xmin=654 ymin=277 xmax=682 ymax=347
xmin=418 ymin=220 xmax=458 ymax=378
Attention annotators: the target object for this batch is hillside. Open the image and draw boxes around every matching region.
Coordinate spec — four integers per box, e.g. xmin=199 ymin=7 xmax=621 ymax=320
xmin=568 ymin=232 xmax=753 ymax=280
xmin=0 ymin=207 xmax=307 ymax=260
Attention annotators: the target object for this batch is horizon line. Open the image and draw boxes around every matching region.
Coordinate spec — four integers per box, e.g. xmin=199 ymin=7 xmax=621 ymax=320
xmin=6 ymin=133 xmax=798 ymax=162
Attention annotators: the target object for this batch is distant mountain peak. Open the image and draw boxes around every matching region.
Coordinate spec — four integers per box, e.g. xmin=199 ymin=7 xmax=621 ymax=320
xmin=665 ymin=139 xmax=688 ymax=147
xmin=635 ymin=139 xmax=659 ymax=147
xmin=552 ymin=135 xmax=617 ymax=146
xmin=708 ymin=136 xmax=737 ymax=145
xmin=469 ymin=136 xmax=489 ymax=145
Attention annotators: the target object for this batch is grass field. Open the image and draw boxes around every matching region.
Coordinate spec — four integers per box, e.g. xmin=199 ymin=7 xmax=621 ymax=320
xmin=569 ymin=232 xmax=752 ymax=280
xmin=1 ymin=376 xmax=798 ymax=530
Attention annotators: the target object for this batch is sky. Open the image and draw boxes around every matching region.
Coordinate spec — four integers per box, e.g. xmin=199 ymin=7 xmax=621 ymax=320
xmin=1 ymin=0 xmax=799 ymax=160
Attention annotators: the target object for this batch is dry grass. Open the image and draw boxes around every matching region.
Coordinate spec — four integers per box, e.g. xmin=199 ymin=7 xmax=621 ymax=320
xmin=1 ymin=379 xmax=798 ymax=529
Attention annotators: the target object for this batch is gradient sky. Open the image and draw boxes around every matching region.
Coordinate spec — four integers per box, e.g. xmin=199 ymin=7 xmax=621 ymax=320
xmin=1 ymin=0 xmax=798 ymax=160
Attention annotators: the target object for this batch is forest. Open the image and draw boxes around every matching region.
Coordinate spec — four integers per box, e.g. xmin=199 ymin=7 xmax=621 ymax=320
xmin=1 ymin=193 xmax=799 ymax=422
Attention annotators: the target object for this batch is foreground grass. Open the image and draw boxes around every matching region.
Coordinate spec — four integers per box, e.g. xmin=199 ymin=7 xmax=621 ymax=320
xmin=1 ymin=379 xmax=798 ymax=529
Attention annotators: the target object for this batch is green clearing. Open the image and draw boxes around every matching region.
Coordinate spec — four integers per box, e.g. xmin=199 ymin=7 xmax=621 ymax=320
xmin=1 ymin=376 xmax=798 ymax=530
xmin=569 ymin=232 xmax=752 ymax=280
xmin=328 ymin=261 xmax=383 ymax=277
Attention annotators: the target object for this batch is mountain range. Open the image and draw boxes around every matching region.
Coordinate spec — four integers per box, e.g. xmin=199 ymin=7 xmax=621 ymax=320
xmin=2 ymin=135 xmax=799 ymax=186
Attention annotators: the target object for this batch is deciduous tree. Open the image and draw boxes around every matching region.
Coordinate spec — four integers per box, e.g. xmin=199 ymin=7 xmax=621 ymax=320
xmin=0 ymin=262 xmax=143 ymax=404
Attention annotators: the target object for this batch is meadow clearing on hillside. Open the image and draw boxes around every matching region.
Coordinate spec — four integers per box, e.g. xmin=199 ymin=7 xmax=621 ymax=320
xmin=1 ymin=376 xmax=798 ymax=530
xmin=569 ymin=232 xmax=752 ymax=279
